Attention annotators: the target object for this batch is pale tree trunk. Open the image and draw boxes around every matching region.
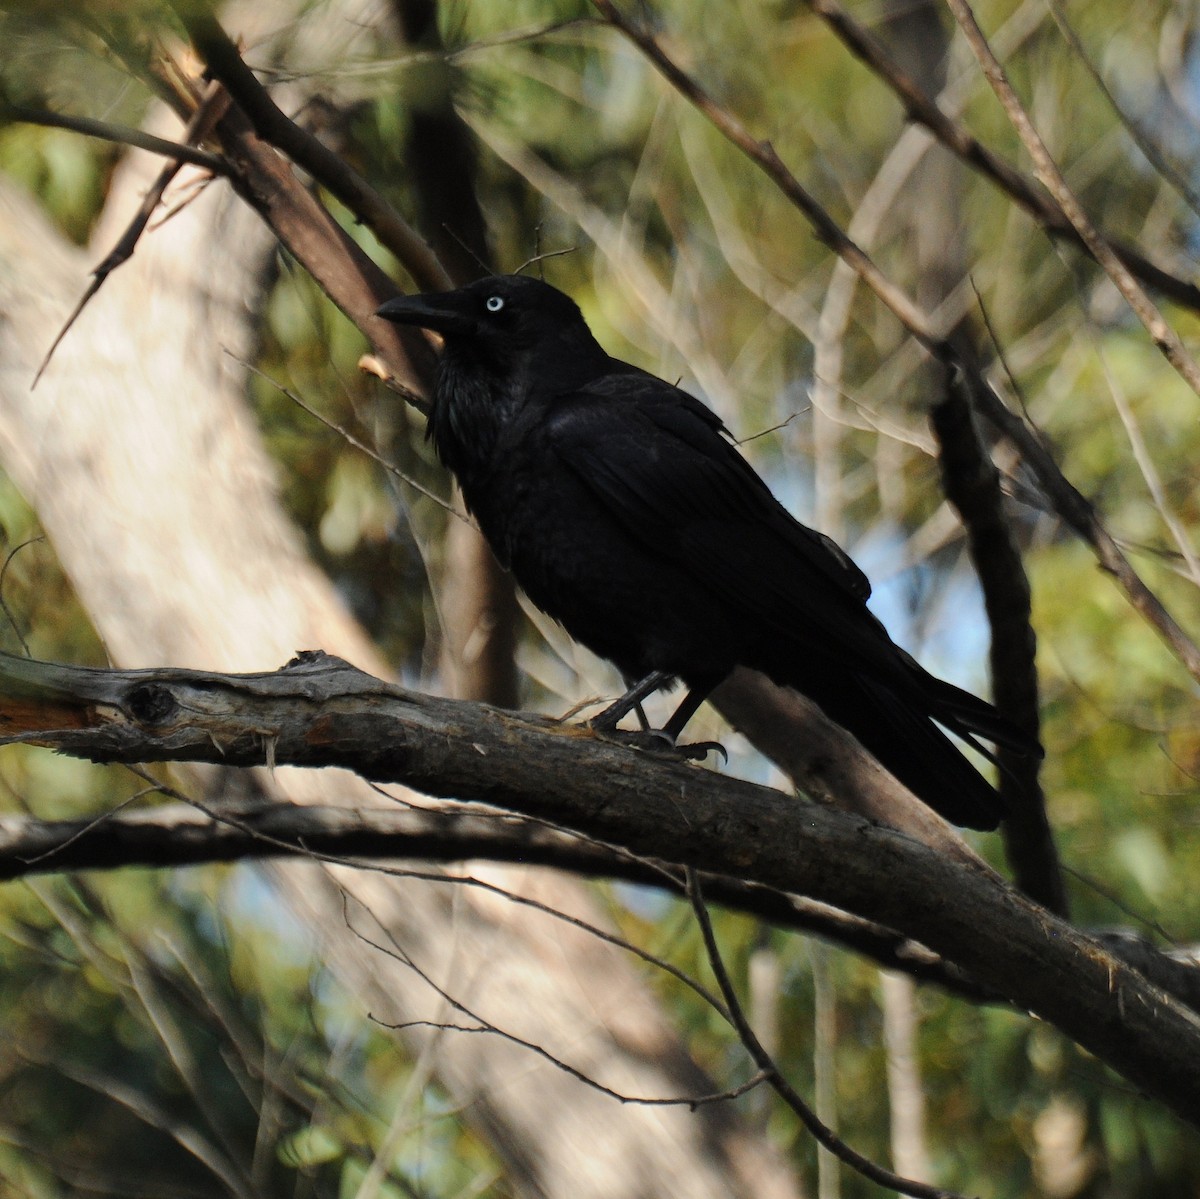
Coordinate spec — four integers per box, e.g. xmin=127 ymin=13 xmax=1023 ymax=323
xmin=0 ymin=113 xmax=800 ymax=1199
xmin=881 ymin=971 xmax=932 ymax=1182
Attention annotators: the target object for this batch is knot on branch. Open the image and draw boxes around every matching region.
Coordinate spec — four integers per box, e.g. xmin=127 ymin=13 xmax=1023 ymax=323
xmin=124 ymin=683 xmax=178 ymax=726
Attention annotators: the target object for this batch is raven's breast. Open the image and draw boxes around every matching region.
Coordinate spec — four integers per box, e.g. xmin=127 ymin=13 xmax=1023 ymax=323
xmin=464 ymin=453 xmax=740 ymax=686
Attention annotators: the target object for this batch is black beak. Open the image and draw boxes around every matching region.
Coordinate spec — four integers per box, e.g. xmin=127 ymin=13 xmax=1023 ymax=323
xmin=375 ymin=292 xmax=475 ymax=336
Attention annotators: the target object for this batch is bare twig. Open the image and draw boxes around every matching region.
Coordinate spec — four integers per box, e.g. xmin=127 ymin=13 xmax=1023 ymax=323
xmin=1045 ymin=0 xmax=1200 ymax=217
xmin=349 ymin=893 xmax=761 ymax=1109
xmin=32 ymin=81 xmax=231 ymax=387
xmin=384 ymin=1019 xmax=767 ymax=1108
xmin=969 ymin=384 xmax=1200 ymax=683
xmin=209 ymin=106 xmax=436 ymax=402
xmin=1 ymin=102 xmax=230 ymax=174
xmin=0 ymin=535 xmax=44 ymax=657
xmin=944 ymin=0 xmax=1200 ymax=399
xmin=107 ymin=764 xmax=731 ymax=1019
xmin=588 ymin=0 xmax=940 ymax=348
xmin=802 ymin=0 xmax=1200 ymax=312
xmin=232 ymin=354 xmax=462 ymax=519
xmin=685 ymin=870 xmax=965 ymax=1199
xmin=1084 ymin=327 xmax=1200 ymax=590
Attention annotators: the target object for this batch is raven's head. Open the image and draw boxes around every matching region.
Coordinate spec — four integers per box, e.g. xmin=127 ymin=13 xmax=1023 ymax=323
xmin=376 ymin=274 xmax=604 ymax=377
xmin=377 ymin=275 xmax=610 ymax=477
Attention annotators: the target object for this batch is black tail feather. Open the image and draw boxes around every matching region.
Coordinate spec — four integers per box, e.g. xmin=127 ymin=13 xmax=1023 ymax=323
xmin=922 ymin=674 xmax=1043 ymax=761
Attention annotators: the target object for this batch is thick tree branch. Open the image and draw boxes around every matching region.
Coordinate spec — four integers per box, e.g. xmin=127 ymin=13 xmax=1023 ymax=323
xmin=177 ymin=7 xmax=452 ymax=294
xmin=0 ymin=798 xmax=1002 ymax=1000
xmin=213 ymin=105 xmax=436 ymax=407
xmin=4 ymin=799 xmax=1199 ymax=1031
xmin=2 ymin=650 xmax=1200 ymax=1125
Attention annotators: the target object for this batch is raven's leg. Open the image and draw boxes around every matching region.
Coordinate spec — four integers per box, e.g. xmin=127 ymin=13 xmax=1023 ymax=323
xmin=591 ymin=674 xmax=725 ymax=762
xmin=590 ymin=671 xmax=671 ymax=732
xmin=662 ymin=683 xmax=716 ymax=741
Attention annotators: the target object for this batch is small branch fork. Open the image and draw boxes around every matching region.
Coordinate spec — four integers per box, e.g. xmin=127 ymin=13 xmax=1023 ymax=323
xmin=31 ymin=81 xmax=232 ymax=386
xmin=12 ymin=15 xmax=441 ymax=406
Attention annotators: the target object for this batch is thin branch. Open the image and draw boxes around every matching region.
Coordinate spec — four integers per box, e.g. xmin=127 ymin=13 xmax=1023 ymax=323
xmin=801 ymin=0 xmax=1200 ymax=312
xmin=1085 ymin=328 xmax=1200 ymax=590
xmin=0 ymin=535 xmax=43 ymax=657
xmin=232 ymin=354 xmax=463 ymax=519
xmin=32 ymin=81 xmax=231 ymax=387
xmin=588 ymin=0 xmax=941 ymax=348
xmin=1 ymin=102 xmax=230 ymax=174
xmin=1045 ymin=0 xmax=1200 ymax=218
xmin=969 ymin=383 xmax=1200 ymax=683
xmin=347 ymin=891 xmax=760 ymax=1109
xmin=943 ymin=0 xmax=1200 ymax=399
xmin=108 ymin=764 xmax=734 ymax=1019
xmin=14 ymin=1045 xmax=254 ymax=1199
xmin=685 ymin=870 xmax=965 ymax=1199
xmin=384 ymin=1019 xmax=768 ymax=1109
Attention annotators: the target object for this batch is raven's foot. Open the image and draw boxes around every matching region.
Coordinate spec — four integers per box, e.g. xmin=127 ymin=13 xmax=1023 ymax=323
xmin=588 ymin=671 xmax=672 ymax=733
xmin=590 ymin=724 xmax=727 ymax=763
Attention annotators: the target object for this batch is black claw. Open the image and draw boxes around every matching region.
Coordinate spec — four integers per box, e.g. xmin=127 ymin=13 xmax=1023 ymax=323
xmin=685 ymin=739 xmax=728 ymax=764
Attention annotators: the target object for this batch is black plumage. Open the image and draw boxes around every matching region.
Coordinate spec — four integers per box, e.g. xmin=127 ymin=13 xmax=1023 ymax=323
xmin=377 ymin=274 xmax=1037 ymax=829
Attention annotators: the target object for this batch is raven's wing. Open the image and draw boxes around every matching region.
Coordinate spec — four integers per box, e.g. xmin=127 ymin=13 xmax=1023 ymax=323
xmin=540 ymin=372 xmax=910 ymax=683
xmin=542 ymin=372 xmax=1025 ymax=830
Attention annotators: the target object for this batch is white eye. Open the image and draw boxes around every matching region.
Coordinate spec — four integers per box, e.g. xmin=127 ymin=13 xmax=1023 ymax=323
xmin=485 ymin=295 xmax=505 ymax=313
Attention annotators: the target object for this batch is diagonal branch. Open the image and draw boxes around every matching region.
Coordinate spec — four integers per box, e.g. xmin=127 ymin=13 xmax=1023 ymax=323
xmin=802 ymin=0 xmax=1200 ymax=312
xmin=931 ymin=345 xmax=1062 ymax=915
xmin=0 ymin=101 xmax=230 ymax=174
xmin=176 ymin=6 xmax=452 ymax=294
xmin=969 ymin=383 xmax=1200 ymax=682
xmin=686 ymin=869 xmax=963 ymax=1199
xmin=943 ymin=0 xmax=1200 ymax=399
xmin=31 ymin=81 xmax=231 ymax=386
xmin=588 ymin=0 xmax=940 ymax=348
xmin=0 ymin=799 xmax=1001 ymax=1001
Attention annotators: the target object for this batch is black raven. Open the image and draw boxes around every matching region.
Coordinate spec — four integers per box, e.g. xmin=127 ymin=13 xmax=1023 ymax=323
xmin=377 ymin=275 xmax=1037 ymax=829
